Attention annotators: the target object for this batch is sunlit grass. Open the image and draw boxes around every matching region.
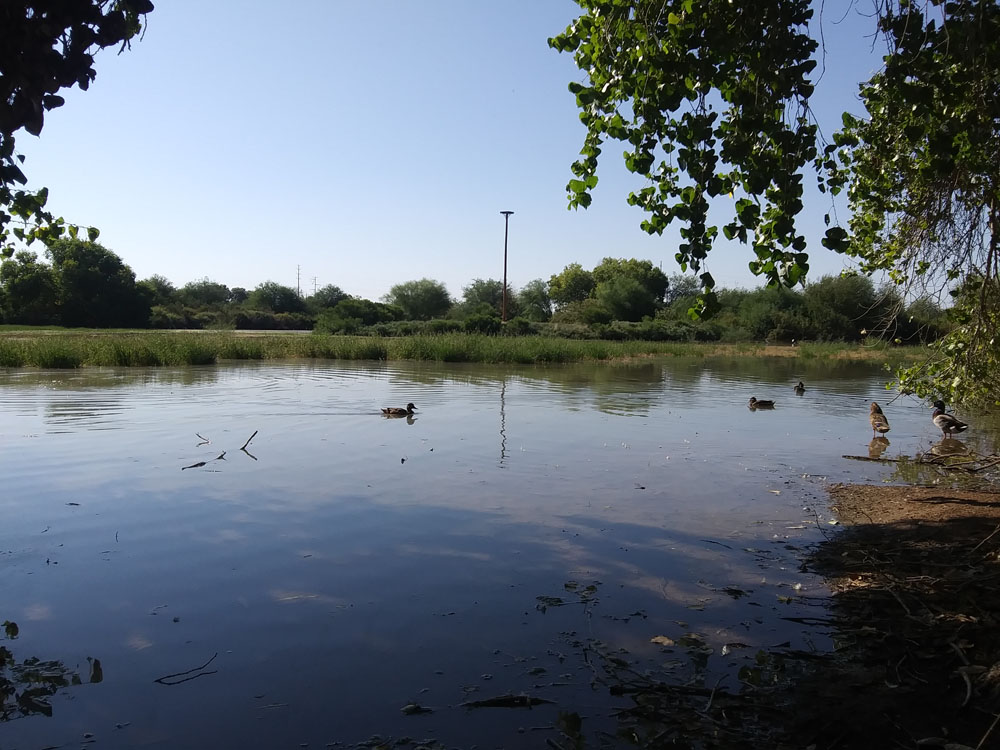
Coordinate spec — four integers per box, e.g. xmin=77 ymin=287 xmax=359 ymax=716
xmin=0 ymin=330 xmax=925 ymax=368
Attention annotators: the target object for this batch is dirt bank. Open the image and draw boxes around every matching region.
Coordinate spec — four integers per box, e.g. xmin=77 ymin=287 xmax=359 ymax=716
xmin=796 ymin=483 xmax=1000 ymax=750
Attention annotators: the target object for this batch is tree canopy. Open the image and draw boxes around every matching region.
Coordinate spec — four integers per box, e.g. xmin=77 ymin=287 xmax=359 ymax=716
xmin=382 ymin=278 xmax=452 ymax=320
xmin=47 ymin=238 xmax=149 ymax=327
xmin=307 ymin=284 xmax=350 ymax=310
xmin=551 ymin=0 xmax=1000 ymax=406
xmin=548 ymin=263 xmax=596 ymax=307
xmin=460 ymin=278 xmax=517 ymax=319
xmin=515 ymin=279 xmax=553 ymax=322
xmin=1 ymin=1 xmax=154 ymax=258
xmin=246 ymin=281 xmax=308 ymax=315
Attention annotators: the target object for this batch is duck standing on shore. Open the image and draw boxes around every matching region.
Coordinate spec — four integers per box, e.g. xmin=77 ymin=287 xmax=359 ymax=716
xmin=869 ymin=402 xmax=890 ymax=438
xmin=931 ymin=400 xmax=969 ymax=437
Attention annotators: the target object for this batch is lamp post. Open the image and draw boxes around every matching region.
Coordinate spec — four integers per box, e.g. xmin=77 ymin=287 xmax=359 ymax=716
xmin=500 ymin=210 xmax=514 ymax=322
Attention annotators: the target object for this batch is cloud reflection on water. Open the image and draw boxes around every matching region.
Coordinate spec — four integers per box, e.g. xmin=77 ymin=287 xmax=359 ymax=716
xmin=1 ymin=359 xmax=997 ymax=747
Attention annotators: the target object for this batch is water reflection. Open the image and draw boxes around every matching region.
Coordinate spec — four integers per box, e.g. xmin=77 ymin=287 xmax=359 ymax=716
xmin=1 ymin=621 xmax=101 ymax=721
xmin=499 ymin=377 xmax=508 ymax=466
xmin=0 ymin=358 xmax=997 ymax=749
xmin=928 ymin=437 xmax=970 ymax=457
xmin=381 ymin=412 xmax=416 ymax=425
xmin=868 ymin=437 xmax=890 ymax=459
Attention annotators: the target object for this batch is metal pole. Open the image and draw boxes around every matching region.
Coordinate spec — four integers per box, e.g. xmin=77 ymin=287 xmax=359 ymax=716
xmin=500 ymin=211 xmax=513 ymax=322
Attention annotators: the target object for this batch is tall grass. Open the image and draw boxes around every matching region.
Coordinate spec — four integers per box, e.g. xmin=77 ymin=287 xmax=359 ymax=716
xmin=0 ymin=330 xmax=922 ymax=368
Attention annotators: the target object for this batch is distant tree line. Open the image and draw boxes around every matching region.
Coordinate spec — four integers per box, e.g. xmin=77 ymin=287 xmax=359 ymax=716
xmin=0 ymin=239 xmax=950 ymax=343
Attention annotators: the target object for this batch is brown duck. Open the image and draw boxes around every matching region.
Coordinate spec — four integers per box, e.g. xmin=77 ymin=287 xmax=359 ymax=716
xmin=382 ymin=402 xmax=417 ymax=416
xmin=869 ymin=402 xmax=890 ymax=437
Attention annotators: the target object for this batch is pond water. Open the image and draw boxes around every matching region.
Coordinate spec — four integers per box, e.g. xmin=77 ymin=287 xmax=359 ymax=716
xmin=1 ymin=357 xmax=996 ymax=748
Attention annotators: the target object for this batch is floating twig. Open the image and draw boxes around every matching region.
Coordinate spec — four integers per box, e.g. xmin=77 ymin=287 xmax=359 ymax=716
xmin=241 ymin=431 xmax=258 ymax=451
xmin=195 ymin=433 xmax=210 ymax=446
xmin=154 ymin=652 xmax=218 ymax=685
xmin=842 ymin=455 xmax=901 ymax=463
xmin=181 ymin=461 xmax=206 ymax=471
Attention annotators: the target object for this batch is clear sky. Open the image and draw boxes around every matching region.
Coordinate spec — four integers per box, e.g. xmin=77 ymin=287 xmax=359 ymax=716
xmin=16 ymin=1 xmax=884 ymax=301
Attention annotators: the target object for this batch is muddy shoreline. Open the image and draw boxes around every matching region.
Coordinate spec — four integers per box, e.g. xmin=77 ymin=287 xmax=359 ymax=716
xmin=789 ymin=483 xmax=1000 ymax=750
xmin=567 ymin=482 xmax=1000 ymax=750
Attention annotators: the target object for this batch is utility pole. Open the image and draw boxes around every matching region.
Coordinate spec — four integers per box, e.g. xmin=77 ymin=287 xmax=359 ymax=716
xmin=296 ymin=265 xmax=301 ymax=296
xmin=500 ymin=210 xmax=514 ymax=322
xmin=312 ymin=276 xmax=318 ymax=295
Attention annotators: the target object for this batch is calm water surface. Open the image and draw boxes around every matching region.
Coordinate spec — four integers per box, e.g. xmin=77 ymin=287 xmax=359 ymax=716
xmin=1 ymin=357 xmax=996 ymax=748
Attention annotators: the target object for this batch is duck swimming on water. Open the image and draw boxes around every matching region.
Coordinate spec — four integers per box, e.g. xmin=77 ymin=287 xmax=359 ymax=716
xmin=748 ymin=397 xmax=775 ymax=409
xmin=382 ymin=402 xmax=417 ymax=416
xmin=794 ymin=381 xmax=805 ymax=395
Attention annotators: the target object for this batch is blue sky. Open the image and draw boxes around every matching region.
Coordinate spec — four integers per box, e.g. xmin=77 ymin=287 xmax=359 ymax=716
xmin=17 ymin=1 xmax=883 ymax=301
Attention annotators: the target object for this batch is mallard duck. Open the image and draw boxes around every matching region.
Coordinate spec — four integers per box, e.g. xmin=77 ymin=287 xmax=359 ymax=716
xmin=382 ymin=402 xmax=417 ymax=416
xmin=869 ymin=402 xmax=890 ymax=437
xmin=932 ymin=400 xmax=968 ymax=437
xmin=794 ymin=381 xmax=805 ymax=394
xmin=748 ymin=397 xmax=775 ymax=409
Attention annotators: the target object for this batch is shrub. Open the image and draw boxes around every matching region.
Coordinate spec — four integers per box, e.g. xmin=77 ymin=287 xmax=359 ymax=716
xmin=149 ymin=305 xmax=191 ymax=329
xmin=502 ymin=317 xmax=533 ymax=336
xmin=426 ymin=319 xmax=463 ymax=334
xmin=464 ymin=314 xmax=501 ymax=335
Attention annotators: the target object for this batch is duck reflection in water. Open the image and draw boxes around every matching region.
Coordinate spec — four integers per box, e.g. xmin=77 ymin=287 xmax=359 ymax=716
xmin=928 ymin=437 xmax=970 ymax=457
xmin=382 ymin=412 xmax=417 ymax=425
xmin=868 ymin=436 xmax=890 ymax=459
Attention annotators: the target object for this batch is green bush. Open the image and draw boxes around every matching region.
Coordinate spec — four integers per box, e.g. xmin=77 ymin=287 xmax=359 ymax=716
xmin=502 ymin=317 xmax=533 ymax=336
xmin=464 ymin=314 xmax=501 ymax=335
xmin=426 ymin=319 xmax=463 ymax=334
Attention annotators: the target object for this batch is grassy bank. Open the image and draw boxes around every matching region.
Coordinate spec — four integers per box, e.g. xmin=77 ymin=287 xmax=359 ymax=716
xmin=0 ymin=330 xmax=926 ymax=368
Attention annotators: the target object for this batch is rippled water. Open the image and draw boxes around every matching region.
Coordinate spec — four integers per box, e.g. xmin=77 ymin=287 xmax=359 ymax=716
xmin=1 ymin=358 xmax=995 ymax=748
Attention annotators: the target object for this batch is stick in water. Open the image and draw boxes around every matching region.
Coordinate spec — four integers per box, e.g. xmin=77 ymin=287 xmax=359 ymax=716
xmin=241 ymin=431 xmax=258 ymax=451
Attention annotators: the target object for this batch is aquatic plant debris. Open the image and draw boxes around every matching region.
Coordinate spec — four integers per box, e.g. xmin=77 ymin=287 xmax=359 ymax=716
xmin=460 ymin=694 xmax=554 ymax=709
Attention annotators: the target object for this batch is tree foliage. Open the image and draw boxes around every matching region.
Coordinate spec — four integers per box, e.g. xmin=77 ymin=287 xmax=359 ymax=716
xmin=46 ymin=238 xmax=148 ymax=327
xmin=307 ymin=284 xmax=349 ymax=310
xmin=177 ymin=278 xmax=231 ymax=308
xmin=831 ymin=0 xmax=1000 ymax=407
xmin=246 ymin=281 xmax=307 ymax=314
xmin=460 ymin=278 xmax=517 ymax=318
xmin=382 ymin=278 xmax=452 ymax=320
xmin=550 ymin=0 xmax=817 ymax=317
xmin=592 ymin=257 xmax=668 ymax=303
xmin=664 ymin=274 xmax=701 ymax=307
xmin=0 ymin=250 xmax=59 ymax=324
xmin=595 ymin=276 xmax=658 ymax=322
xmin=138 ymin=274 xmax=175 ymax=307
xmin=1 ymin=1 xmax=154 ymax=258
xmin=516 ymin=278 xmax=553 ymax=322
xmin=548 ymin=263 xmax=595 ymax=307
xmin=553 ymin=0 xmax=1000 ymax=406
